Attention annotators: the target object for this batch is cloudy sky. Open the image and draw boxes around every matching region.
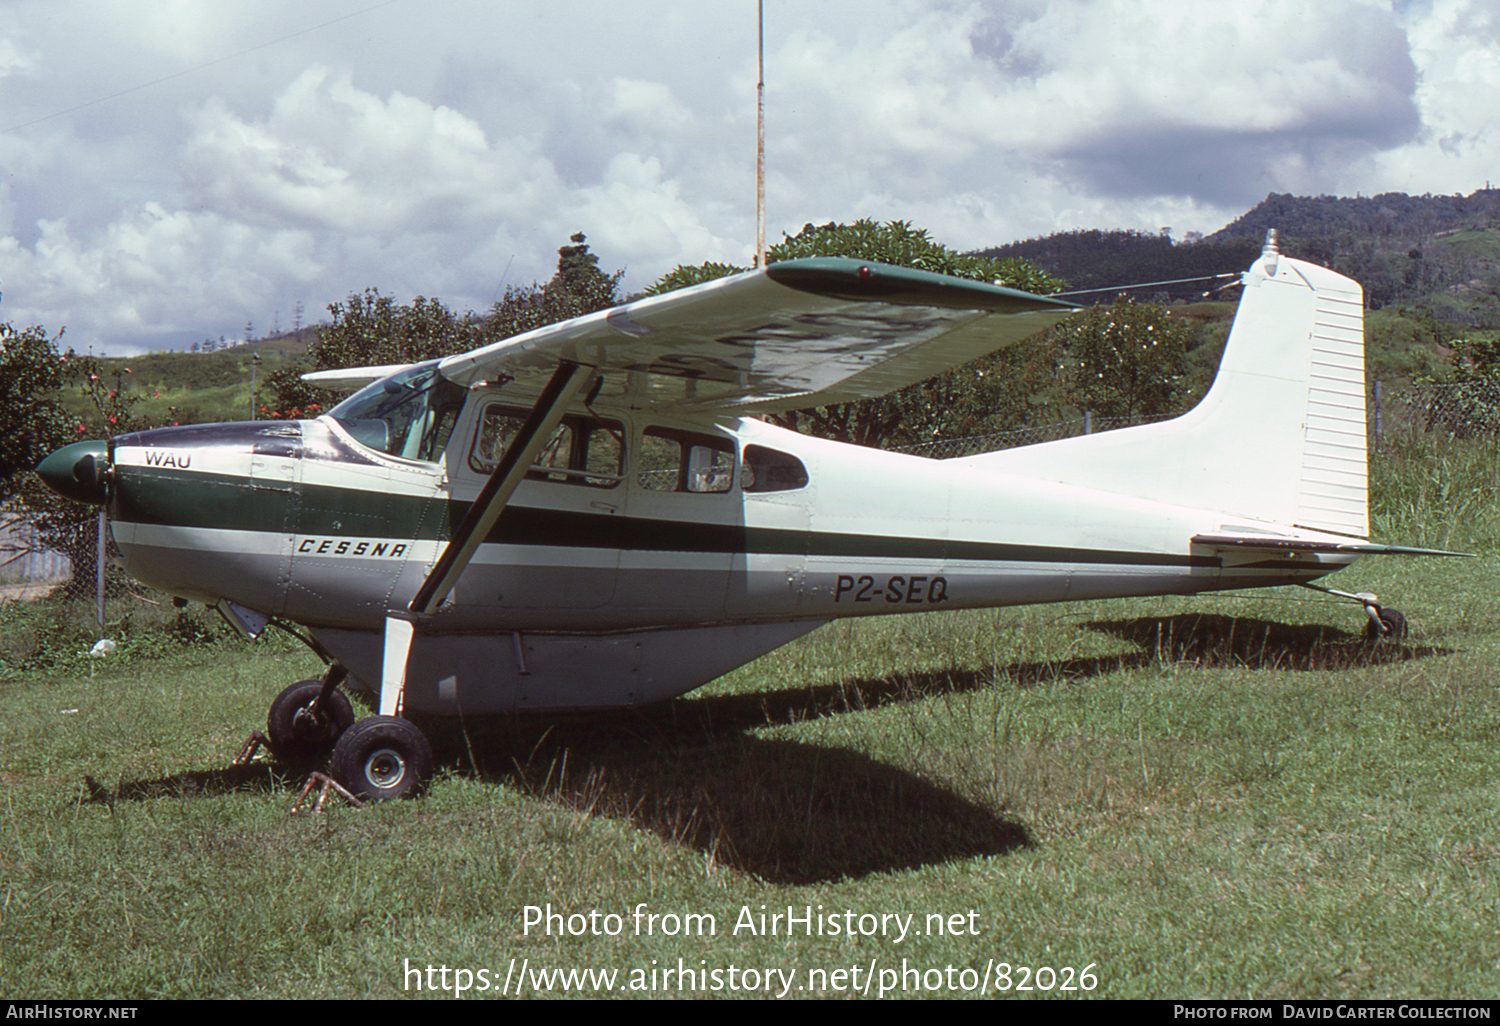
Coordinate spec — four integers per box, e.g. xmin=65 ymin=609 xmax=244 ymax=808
xmin=0 ymin=0 xmax=1495 ymax=354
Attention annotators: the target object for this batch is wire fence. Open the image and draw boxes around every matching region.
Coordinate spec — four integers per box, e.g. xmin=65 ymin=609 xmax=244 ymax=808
xmin=896 ymin=412 xmax=1181 ymax=460
xmin=898 ymin=382 xmax=1498 ymax=460
xmin=0 ymin=515 xmax=72 ymax=596
xmin=1372 ymin=380 xmax=1500 ymax=447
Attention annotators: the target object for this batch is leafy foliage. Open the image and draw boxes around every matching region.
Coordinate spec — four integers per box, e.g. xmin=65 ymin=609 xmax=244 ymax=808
xmin=644 ymin=219 xmax=1066 ymax=297
xmin=261 ymin=291 xmax=490 ymax=419
xmin=645 ymin=220 xmax=1069 ymax=448
xmin=0 ymin=323 xmax=153 ymax=584
xmin=1210 ymin=189 xmax=1500 ymax=323
xmin=643 ymin=261 xmax=746 ymax=296
xmin=263 ymin=234 xmax=623 ymax=417
xmin=767 ymin=219 xmax=1065 ymax=294
xmin=1054 ymin=296 xmax=1192 ymax=419
xmin=0 ymin=324 xmax=84 ymax=511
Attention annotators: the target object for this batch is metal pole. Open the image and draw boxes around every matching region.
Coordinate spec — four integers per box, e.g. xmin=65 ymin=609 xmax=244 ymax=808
xmin=96 ymin=510 xmax=105 ymax=627
xmin=756 ymin=0 xmax=766 ymax=268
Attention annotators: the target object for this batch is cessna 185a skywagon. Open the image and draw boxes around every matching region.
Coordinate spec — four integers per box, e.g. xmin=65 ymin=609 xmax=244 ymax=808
xmin=38 ymin=232 xmax=1453 ymax=801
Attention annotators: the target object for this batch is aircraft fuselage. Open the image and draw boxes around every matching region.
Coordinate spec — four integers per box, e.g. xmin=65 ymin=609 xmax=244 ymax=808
xmin=95 ymin=395 xmax=1352 ymax=712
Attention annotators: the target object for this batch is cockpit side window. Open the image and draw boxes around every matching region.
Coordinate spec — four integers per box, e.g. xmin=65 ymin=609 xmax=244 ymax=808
xmin=638 ymin=427 xmax=734 ymax=493
xmin=328 ymin=362 xmax=466 ymax=463
xmin=469 ymin=403 xmax=624 ymax=488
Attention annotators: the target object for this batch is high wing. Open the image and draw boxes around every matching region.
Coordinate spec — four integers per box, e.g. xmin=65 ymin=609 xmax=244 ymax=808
xmin=426 ymin=257 xmax=1077 ymax=413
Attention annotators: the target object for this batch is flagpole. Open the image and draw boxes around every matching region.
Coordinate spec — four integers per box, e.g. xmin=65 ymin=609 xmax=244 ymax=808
xmin=756 ymin=0 xmax=766 ymax=268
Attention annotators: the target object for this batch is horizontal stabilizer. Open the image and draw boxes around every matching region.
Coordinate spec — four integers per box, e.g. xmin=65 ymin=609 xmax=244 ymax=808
xmin=302 ymin=363 xmax=415 ymax=389
xmin=1192 ymin=534 xmax=1471 ymax=558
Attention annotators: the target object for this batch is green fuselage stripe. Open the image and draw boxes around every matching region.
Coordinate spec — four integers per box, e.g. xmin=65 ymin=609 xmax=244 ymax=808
xmin=114 ymin=466 xmax=1223 ymax=569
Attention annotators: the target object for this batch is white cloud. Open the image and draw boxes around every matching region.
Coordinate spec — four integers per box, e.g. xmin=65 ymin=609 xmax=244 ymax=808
xmin=183 ymin=67 xmax=544 ymax=233
xmin=0 ymin=0 xmax=1489 ymax=353
xmin=1368 ymin=0 xmax=1500 ymax=192
xmin=0 ymin=36 xmax=38 ymax=79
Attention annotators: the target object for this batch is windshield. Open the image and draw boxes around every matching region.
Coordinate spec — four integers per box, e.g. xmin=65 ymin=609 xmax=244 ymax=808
xmin=328 ymin=361 xmax=467 ymax=463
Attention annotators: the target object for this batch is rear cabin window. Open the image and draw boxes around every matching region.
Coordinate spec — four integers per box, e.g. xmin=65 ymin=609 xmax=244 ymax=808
xmin=638 ymin=427 xmax=735 ymax=493
xmin=741 ymin=444 xmax=808 ymax=492
xmin=469 ymin=404 xmax=624 ymax=488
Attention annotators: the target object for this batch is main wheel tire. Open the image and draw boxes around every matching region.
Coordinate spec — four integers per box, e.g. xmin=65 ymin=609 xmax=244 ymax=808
xmin=1365 ymin=607 xmax=1408 ymax=641
xmin=267 ymin=680 xmax=355 ymax=761
xmin=330 ymin=716 xmax=433 ymax=801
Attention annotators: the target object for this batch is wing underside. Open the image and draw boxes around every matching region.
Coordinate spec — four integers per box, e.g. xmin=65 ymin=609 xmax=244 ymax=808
xmin=430 ymin=258 xmax=1077 ymax=413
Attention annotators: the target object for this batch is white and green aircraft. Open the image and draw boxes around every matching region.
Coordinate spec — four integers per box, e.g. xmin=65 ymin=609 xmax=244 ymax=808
xmin=37 ymin=233 xmax=1447 ymax=801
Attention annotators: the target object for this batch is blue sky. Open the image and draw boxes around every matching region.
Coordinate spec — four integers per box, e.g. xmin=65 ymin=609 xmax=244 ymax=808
xmin=1 ymin=0 xmax=1495 ymax=353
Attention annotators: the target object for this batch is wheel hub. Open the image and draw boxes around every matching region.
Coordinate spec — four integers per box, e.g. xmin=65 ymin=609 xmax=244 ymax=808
xmin=364 ymin=747 xmax=408 ymax=790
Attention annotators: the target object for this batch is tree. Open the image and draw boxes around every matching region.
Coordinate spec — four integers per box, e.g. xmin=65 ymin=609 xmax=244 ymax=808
xmin=0 ymin=323 xmax=118 ymax=584
xmin=261 ymin=290 xmax=488 ymax=419
xmin=485 ymin=233 xmax=624 ymax=341
xmin=1054 ymin=296 xmax=1192 ymax=420
xmin=766 ymin=219 xmax=1063 ymax=294
xmin=0 ymin=323 xmax=85 ymax=513
xmin=645 ymin=219 xmax=1069 ymax=448
xmin=644 ymin=219 xmax=1065 ymax=297
xmin=263 ymin=234 xmax=624 ymax=418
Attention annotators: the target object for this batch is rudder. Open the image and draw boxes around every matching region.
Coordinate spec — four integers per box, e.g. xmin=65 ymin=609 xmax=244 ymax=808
xmin=957 ymin=233 xmax=1368 ymax=538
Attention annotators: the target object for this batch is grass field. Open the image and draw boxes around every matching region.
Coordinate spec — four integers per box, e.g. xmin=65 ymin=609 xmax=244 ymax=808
xmin=2 ymin=443 xmax=1499 ymax=1000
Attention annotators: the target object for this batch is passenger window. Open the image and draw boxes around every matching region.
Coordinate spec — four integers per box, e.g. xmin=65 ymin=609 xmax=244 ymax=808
xmin=742 ymin=445 xmax=808 ymax=492
xmin=469 ymin=404 xmax=623 ymax=488
xmin=638 ymin=428 xmax=734 ymax=493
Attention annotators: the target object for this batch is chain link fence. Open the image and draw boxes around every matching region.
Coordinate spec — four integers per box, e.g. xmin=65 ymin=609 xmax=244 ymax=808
xmin=0 ymin=515 xmax=72 ymax=600
xmin=1372 ymin=381 xmax=1500 ymax=447
xmin=895 ymin=412 xmax=1181 ymax=460
xmin=899 ymin=382 xmax=1494 ymax=461
xmin=0 ymin=511 xmax=128 ymax=620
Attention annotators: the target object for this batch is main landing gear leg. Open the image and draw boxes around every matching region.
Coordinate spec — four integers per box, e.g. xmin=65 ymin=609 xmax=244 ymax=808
xmin=325 ymin=360 xmax=593 ymax=803
xmin=1300 ymin=583 xmax=1408 ymax=641
xmin=326 ymin=614 xmax=434 ymax=802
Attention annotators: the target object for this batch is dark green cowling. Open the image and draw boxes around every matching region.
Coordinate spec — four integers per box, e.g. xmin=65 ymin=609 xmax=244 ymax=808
xmin=35 ymin=439 xmax=110 ymax=505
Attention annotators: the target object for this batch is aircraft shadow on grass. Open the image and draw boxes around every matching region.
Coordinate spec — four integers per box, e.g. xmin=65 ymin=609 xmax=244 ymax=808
xmin=1083 ymin=612 xmax=1447 ymax=671
xmin=79 ymin=612 xmax=1441 ymax=885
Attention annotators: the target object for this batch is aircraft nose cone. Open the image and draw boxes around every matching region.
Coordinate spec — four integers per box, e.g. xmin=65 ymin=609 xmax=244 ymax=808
xmin=35 ymin=440 xmax=110 ymax=505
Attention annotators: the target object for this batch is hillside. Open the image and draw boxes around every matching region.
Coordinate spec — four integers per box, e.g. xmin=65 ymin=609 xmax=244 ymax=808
xmin=979 ymin=230 xmax=1262 ymax=305
xmin=78 ymin=335 xmax=310 ymax=429
xmin=88 ymin=188 xmax=1500 ymax=426
xmin=982 ymin=188 xmax=1500 ymax=384
xmin=1207 ymin=189 xmax=1500 ymax=322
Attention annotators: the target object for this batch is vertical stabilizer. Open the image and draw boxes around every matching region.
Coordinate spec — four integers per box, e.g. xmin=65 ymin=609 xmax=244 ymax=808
xmin=959 ymin=232 xmax=1368 ymax=537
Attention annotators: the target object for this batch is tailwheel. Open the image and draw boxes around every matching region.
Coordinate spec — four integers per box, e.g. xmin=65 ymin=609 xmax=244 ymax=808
xmin=1300 ymin=583 xmax=1409 ymax=643
xmin=1365 ymin=606 xmax=1408 ymax=642
xmin=266 ymin=679 xmax=355 ymax=761
xmin=330 ymin=716 xmax=433 ymax=801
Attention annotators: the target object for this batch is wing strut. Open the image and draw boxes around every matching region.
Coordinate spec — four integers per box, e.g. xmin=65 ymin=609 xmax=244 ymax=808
xmin=378 ymin=359 xmax=595 ymax=716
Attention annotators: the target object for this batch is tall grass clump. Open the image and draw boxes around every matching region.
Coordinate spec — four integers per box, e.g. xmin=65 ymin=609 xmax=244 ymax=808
xmin=1370 ymin=431 xmax=1500 ymax=552
xmin=0 ymin=593 xmax=242 ymax=680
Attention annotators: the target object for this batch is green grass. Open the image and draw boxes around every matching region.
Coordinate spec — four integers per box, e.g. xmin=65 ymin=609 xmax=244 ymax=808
xmin=3 ymin=447 xmax=1500 ymax=999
